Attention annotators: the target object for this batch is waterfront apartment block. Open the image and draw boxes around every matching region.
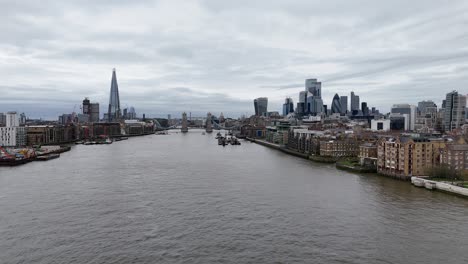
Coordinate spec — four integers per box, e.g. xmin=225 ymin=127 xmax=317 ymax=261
xmin=26 ymin=125 xmax=76 ymax=145
xmin=91 ymin=123 xmax=122 ymax=137
xmin=320 ymin=140 xmax=359 ymax=158
xmin=286 ymin=129 xmax=324 ymax=154
xmin=0 ymin=112 xmax=27 ymax=147
xmin=124 ymin=120 xmax=154 ymax=135
xmin=440 ymin=139 xmax=468 ymax=176
xmin=265 ymin=127 xmax=288 ymax=145
xmin=377 ymin=137 xmax=446 ymax=178
xmin=359 ymin=143 xmax=378 ymax=166
xmin=0 ymin=127 xmax=26 ymax=147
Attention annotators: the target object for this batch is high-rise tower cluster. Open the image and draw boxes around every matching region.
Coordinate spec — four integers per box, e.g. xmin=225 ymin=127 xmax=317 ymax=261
xmin=295 ymin=79 xmax=324 ymax=116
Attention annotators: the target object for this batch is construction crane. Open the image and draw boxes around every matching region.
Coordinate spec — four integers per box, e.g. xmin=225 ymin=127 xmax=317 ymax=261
xmin=67 ymin=104 xmax=77 ymax=125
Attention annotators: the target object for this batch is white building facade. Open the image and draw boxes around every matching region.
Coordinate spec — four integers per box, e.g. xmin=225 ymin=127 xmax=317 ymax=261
xmin=0 ymin=112 xmax=26 ymax=147
xmin=371 ymin=119 xmax=391 ymax=131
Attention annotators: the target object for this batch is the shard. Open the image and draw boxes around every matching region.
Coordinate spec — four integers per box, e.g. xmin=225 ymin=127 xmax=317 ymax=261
xmin=108 ymin=68 xmax=121 ymax=122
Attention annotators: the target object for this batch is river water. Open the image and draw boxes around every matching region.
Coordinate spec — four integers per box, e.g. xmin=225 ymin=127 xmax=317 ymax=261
xmin=0 ymin=130 xmax=467 ymax=264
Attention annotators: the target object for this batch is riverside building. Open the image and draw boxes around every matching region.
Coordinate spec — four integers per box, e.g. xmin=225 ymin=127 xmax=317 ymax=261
xmin=0 ymin=112 xmax=26 ymax=147
xmin=377 ymin=136 xmax=445 ymax=178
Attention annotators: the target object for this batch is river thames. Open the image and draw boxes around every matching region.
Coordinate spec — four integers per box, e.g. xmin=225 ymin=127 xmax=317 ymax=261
xmin=0 ymin=130 xmax=467 ymax=263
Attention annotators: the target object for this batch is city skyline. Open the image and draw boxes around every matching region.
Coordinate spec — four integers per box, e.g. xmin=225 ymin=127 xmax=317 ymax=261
xmin=1 ymin=0 xmax=468 ymax=118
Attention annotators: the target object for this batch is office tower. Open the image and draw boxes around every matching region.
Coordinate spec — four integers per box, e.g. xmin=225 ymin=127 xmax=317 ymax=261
xmin=77 ymin=114 xmax=89 ymax=123
xmin=130 ymin=107 xmax=136 ymax=119
xmin=90 ymin=103 xmax=100 ymax=122
xmin=307 ymin=95 xmax=324 ymax=115
xmin=361 ymin=102 xmax=369 ymax=116
xmin=331 ymin=94 xmax=342 ymax=114
xmin=351 ymin=91 xmax=360 ymax=111
xmin=83 ymin=97 xmax=99 ymax=122
xmin=254 ymin=99 xmax=258 ymax=116
xmin=297 ymin=90 xmax=308 ymax=115
xmin=443 ymin=91 xmax=467 ymax=131
xmin=299 ymin=91 xmax=307 ymax=104
xmin=58 ymin=114 xmax=73 ymax=125
xmin=417 ymin=100 xmax=437 ymax=116
xmin=391 ymin=104 xmax=417 ymax=131
xmin=282 ymin=97 xmax=294 ymax=116
xmin=108 ymin=68 xmax=121 ymax=122
xmin=254 ymin=97 xmax=268 ymax=116
xmin=304 ymin=79 xmax=324 ymax=115
xmin=305 ymin=79 xmax=321 ymax=97
xmin=83 ymin=97 xmax=90 ymax=115
xmin=340 ymin=96 xmax=348 ymax=114
xmin=19 ymin=113 xmax=26 ymax=124
xmin=6 ymin=111 xmax=19 ymax=127
xmin=296 ymin=102 xmax=304 ymax=115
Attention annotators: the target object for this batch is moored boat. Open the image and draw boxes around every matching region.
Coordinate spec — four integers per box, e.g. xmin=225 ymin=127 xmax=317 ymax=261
xmin=35 ymin=153 xmax=60 ymax=161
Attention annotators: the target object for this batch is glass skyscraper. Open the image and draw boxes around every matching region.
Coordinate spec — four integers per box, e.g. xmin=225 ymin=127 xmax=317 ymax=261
xmin=108 ymin=68 xmax=121 ymax=122
xmin=331 ymin=94 xmax=342 ymax=114
xmin=254 ymin=97 xmax=268 ymax=116
xmin=444 ymin=91 xmax=466 ymax=131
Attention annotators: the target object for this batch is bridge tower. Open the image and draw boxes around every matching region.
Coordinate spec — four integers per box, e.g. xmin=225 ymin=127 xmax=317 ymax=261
xmin=181 ymin=112 xmax=188 ymax=133
xmin=206 ymin=112 xmax=213 ymax=133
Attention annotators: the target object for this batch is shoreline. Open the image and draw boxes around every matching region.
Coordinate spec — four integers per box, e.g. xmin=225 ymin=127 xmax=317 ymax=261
xmin=246 ymin=137 xmax=468 ymax=198
xmin=0 ymin=132 xmax=155 ymax=167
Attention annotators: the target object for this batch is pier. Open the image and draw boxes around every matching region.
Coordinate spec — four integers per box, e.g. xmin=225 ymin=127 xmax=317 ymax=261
xmin=411 ymin=177 xmax=468 ymax=198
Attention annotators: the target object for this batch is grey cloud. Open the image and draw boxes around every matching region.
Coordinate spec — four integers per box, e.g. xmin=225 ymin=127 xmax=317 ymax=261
xmin=1 ymin=0 xmax=468 ymax=117
xmin=258 ymin=84 xmax=303 ymax=90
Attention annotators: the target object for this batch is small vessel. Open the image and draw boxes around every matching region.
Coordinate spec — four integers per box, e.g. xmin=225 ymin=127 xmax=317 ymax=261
xmin=36 ymin=153 xmax=60 ymax=161
xmin=230 ymin=137 xmax=241 ymax=145
xmin=105 ymin=138 xmax=113 ymax=144
xmin=218 ymin=137 xmax=226 ymax=146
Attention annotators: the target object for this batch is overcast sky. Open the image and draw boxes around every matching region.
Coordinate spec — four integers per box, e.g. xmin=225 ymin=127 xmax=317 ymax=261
xmin=1 ymin=0 xmax=467 ymax=119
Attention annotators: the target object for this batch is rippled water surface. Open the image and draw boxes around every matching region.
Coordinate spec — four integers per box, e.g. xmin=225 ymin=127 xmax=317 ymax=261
xmin=1 ymin=130 xmax=467 ymax=263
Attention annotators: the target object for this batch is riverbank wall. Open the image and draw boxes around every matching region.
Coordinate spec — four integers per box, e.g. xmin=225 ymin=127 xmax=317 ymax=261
xmin=336 ymin=161 xmax=377 ymax=173
xmin=246 ymin=138 xmax=309 ymax=159
xmin=246 ymin=138 xmax=330 ymax=161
